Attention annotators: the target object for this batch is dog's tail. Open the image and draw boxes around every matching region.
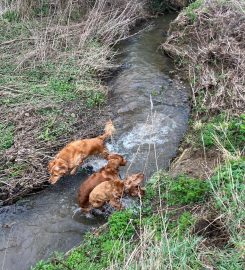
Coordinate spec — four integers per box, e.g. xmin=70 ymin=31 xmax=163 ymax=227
xmin=99 ymin=120 xmax=116 ymax=141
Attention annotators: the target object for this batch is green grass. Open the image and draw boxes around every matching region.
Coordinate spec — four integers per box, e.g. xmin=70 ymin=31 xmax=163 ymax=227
xmin=85 ymin=90 xmax=106 ymax=108
xmin=144 ymin=172 xmax=209 ymax=206
xmin=201 ymin=114 xmax=245 ymax=153
xmin=8 ymin=163 xmax=27 ymax=177
xmin=0 ymin=124 xmax=14 ymax=150
xmin=164 ymin=175 xmax=209 ymax=205
xmin=1 ymin=10 xmax=21 ymax=23
xmin=209 ymin=158 xmax=245 ymax=247
xmin=32 ymin=164 xmax=244 ymax=269
xmin=185 ymin=0 xmax=204 ymax=22
xmin=210 ymin=249 xmax=244 ymax=270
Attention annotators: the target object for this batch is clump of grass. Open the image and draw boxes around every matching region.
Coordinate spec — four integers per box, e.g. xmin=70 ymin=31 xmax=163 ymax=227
xmin=201 ymin=114 xmax=245 ymax=153
xmin=1 ymin=10 xmax=21 ymax=22
xmin=0 ymin=124 xmax=14 ymax=150
xmin=85 ymin=90 xmax=106 ymax=108
xmin=108 ymin=209 xmax=135 ymax=239
xmin=8 ymin=163 xmax=27 ymax=178
xmin=146 ymin=172 xmax=209 ymax=206
xmin=164 ymin=175 xmax=209 ymax=205
xmin=209 ymin=158 xmax=244 ymax=244
xmin=184 ymin=0 xmax=204 ymax=22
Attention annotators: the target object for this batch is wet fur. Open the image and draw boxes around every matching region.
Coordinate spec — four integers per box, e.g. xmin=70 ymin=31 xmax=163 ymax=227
xmin=77 ymin=154 xmax=127 ymax=212
xmin=89 ymin=172 xmax=145 ymax=211
xmin=48 ymin=121 xmax=115 ymax=184
xmin=89 ymin=179 xmax=124 ymax=210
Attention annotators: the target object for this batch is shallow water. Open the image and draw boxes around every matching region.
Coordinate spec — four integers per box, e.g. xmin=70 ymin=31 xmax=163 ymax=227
xmin=0 ymin=14 xmax=189 ymax=270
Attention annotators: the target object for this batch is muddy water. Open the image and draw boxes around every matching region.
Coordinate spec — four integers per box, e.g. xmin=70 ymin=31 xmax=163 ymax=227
xmin=0 ymin=14 xmax=189 ymax=270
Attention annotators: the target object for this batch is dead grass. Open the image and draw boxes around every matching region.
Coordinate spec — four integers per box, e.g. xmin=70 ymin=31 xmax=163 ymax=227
xmin=0 ymin=0 xmax=148 ymax=205
xmin=162 ymin=0 xmax=245 ymax=116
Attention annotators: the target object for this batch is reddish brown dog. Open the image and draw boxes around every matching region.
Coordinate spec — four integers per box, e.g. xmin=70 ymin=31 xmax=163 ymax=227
xmin=77 ymin=154 xmax=127 ymax=212
xmin=89 ymin=179 xmax=124 ymax=210
xmin=89 ymin=172 xmax=145 ymax=211
xmin=48 ymin=121 xmax=115 ymax=184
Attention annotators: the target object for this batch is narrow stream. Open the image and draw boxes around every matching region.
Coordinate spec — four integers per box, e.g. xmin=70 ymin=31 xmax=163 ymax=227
xmin=0 ymin=14 xmax=189 ymax=270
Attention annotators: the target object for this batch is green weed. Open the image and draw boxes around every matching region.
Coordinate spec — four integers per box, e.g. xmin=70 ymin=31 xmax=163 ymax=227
xmin=2 ymin=10 xmax=20 ymax=22
xmin=8 ymin=163 xmax=27 ymax=177
xmin=34 ymin=1 xmax=50 ymax=17
xmin=185 ymin=0 xmax=204 ymax=22
xmin=163 ymin=175 xmax=209 ymax=205
xmin=201 ymin=114 xmax=245 ymax=153
xmin=210 ymin=158 xmax=244 ymax=210
xmin=85 ymin=90 xmax=106 ymax=108
xmin=176 ymin=211 xmax=195 ymax=236
xmin=0 ymin=124 xmax=14 ymax=150
xmin=211 ymin=249 xmax=244 ymax=270
xmin=38 ymin=116 xmax=74 ymax=142
xmin=108 ymin=209 xmax=135 ymax=239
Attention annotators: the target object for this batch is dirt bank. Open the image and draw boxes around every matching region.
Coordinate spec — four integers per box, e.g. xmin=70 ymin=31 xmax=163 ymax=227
xmin=0 ymin=0 xmax=148 ymax=205
xmin=163 ymin=0 xmax=245 ymax=116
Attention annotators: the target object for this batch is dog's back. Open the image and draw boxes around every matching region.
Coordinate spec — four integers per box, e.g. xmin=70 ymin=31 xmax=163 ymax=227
xmin=77 ymin=153 xmax=126 ymax=211
xmin=89 ymin=179 xmax=124 ymax=209
xmin=89 ymin=181 xmax=112 ymax=208
xmin=77 ymin=173 xmax=102 ymax=209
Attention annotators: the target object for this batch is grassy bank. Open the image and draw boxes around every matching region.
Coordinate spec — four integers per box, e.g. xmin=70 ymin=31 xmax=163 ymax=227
xmin=0 ymin=0 xmax=148 ymax=205
xmin=33 ymin=158 xmax=244 ymax=269
xmin=32 ymin=1 xmax=244 ymax=269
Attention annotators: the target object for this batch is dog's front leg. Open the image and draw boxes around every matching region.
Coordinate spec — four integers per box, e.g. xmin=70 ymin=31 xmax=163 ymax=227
xmin=70 ymin=155 xmax=85 ymax=175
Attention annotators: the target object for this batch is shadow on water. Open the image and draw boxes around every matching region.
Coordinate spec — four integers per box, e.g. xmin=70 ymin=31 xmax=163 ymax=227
xmin=0 ymin=14 xmax=190 ymax=270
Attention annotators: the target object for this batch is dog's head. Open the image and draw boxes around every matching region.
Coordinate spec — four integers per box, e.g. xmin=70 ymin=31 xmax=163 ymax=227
xmin=124 ymin=173 xmax=144 ymax=190
xmin=107 ymin=153 xmax=127 ymax=168
xmin=48 ymin=158 xmax=68 ymax=184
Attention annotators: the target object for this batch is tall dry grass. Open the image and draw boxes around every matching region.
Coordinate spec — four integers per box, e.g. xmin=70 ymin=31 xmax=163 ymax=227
xmin=162 ymin=0 xmax=245 ymax=115
xmin=0 ymin=0 xmax=148 ymax=204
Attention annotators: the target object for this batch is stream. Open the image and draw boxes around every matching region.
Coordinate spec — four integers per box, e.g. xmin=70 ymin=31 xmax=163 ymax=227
xmin=0 ymin=14 xmax=189 ymax=270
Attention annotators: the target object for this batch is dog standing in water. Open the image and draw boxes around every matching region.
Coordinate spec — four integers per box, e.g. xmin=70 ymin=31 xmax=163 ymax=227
xmin=89 ymin=173 xmax=145 ymax=210
xmin=77 ymin=154 xmax=127 ymax=212
xmin=48 ymin=120 xmax=115 ymax=184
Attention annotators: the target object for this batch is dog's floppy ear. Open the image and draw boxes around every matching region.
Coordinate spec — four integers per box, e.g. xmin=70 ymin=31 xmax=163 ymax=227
xmin=132 ymin=173 xmax=144 ymax=186
xmin=124 ymin=173 xmax=144 ymax=188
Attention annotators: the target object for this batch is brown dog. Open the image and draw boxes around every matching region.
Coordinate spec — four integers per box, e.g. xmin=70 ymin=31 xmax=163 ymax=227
xmin=48 ymin=120 xmax=115 ymax=184
xmin=89 ymin=172 xmax=145 ymax=211
xmin=77 ymin=154 xmax=127 ymax=212
xmin=89 ymin=179 xmax=124 ymax=210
